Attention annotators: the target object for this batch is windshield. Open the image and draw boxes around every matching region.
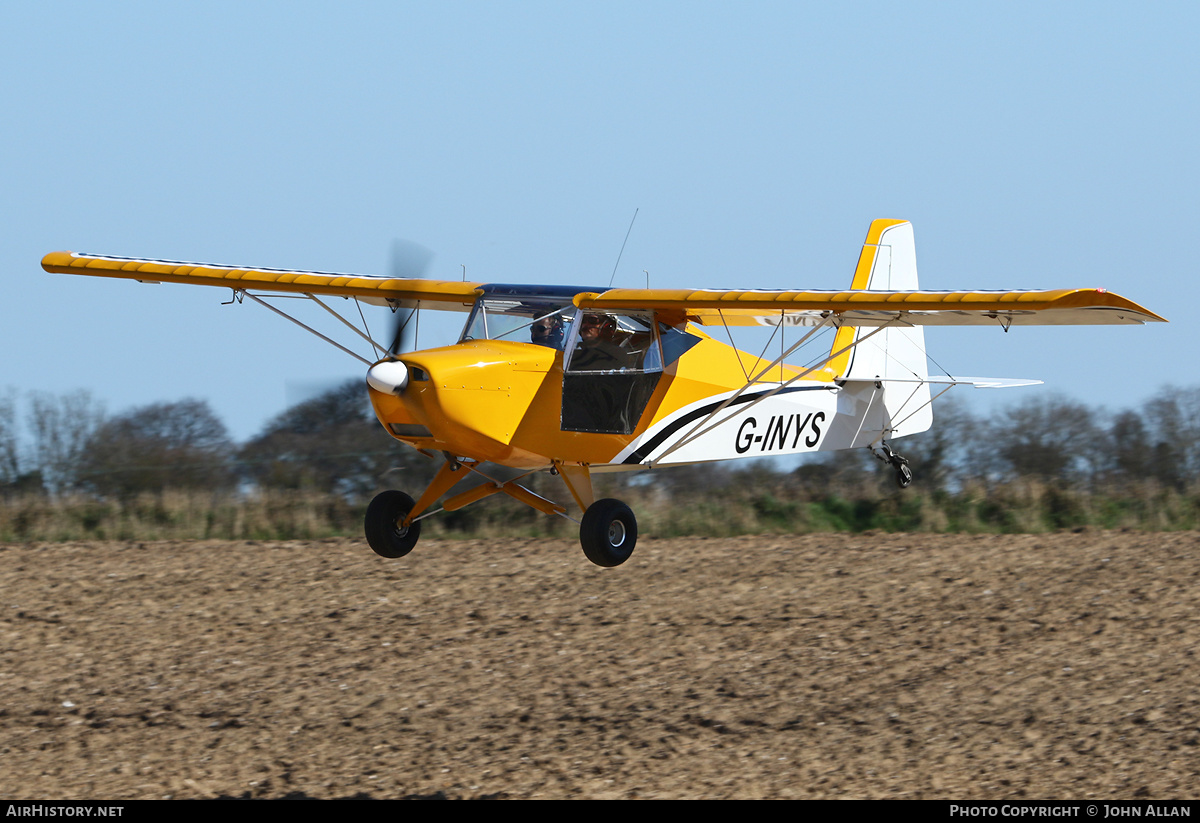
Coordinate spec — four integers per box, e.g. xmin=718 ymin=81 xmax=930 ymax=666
xmin=460 ymin=297 xmax=577 ymax=349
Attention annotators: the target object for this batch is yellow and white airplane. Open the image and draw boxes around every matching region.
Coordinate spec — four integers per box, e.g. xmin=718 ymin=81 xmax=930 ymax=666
xmin=42 ymin=219 xmax=1164 ymax=566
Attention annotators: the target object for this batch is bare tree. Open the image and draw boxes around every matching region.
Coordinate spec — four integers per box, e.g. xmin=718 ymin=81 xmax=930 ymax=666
xmin=1142 ymin=385 xmax=1200 ymax=489
xmin=1109 ymin=409 xmax=1152 ymax=484
xmin=0 ymin=388 xmax=19 ymax=486
xmin=76 ymin=398 xmax=234 ymax=498
xmin=238 ymin=380 xmax=433 ymax=499
xmin=991 ymin=394 xmax=1105 ymax=485
xmin=28 ymin=391 xmax=107 ymax=495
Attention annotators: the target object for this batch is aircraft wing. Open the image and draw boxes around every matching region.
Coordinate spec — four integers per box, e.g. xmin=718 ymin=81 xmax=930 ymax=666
xmin=43 ymin=252 xmax=1166 ymax=326
xmin=41 ymin=252 xmax=483 ymax=308
xmin=573 ymin=287 xmax=1166 ymax=327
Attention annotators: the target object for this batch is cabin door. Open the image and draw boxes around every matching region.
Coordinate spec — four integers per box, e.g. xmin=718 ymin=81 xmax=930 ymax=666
xmin=560 ymin=312 xmax=662 ymax=435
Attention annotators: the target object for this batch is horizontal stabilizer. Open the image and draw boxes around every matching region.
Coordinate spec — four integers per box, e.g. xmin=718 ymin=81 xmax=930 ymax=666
xmin=841 ymin=375 xmax=1042 ymax=389
xmin=942 ymin=376 xmax=1043 ymax=389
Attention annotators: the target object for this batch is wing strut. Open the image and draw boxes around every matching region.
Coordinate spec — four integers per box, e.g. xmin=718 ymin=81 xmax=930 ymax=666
xmin=238 ymin=291 xmax=389 ymax=366
xmin=882 ymin=382 xmax=957 ymax=442
xmin=306 ymin=293 xmax=387 ymax=360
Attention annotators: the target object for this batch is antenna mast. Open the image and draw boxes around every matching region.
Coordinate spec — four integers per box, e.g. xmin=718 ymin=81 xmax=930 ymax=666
xmin=608 ymin=208 xmax=639 ymax=287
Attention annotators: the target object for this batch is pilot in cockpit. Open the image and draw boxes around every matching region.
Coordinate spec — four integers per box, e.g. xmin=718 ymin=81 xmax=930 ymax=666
xmin=568 ymin=313 xmax=633 ymax=370
xmin=530 ymin=312 xmax=565 ymax=349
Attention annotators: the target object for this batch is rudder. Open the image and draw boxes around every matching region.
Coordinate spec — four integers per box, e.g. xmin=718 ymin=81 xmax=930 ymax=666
xmin=831 ymin=219 xmax=933 ymax=439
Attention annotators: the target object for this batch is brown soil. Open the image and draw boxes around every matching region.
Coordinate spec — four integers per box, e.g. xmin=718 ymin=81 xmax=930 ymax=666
xmin=1 ymin=531 xmax=1197 ymax=799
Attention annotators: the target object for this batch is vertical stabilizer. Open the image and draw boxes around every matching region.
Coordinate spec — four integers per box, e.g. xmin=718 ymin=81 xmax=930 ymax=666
xmin=831 ymin=219 xmax=933 ymax=439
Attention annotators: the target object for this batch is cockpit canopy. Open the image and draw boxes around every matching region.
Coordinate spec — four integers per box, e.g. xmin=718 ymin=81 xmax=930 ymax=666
xmin=460 ymin=292 xmax=700 ymax=374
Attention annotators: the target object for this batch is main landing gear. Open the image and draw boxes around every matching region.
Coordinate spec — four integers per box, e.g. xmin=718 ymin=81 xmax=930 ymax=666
xmin=364 ymin=491 xmax=420 ymax=558
xmin=872 ymin=443 xmax=913 ymax=488
xmin=579 ymin=499 xmax=638 ymax=567
xmin=364 ymin=459 xmax=639 ymax=567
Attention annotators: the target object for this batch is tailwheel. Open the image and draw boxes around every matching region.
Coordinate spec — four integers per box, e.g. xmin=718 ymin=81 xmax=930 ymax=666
xmin=579 ymin=498 xmax=637 ymax=567
xmin=872 ymin=443 xmax=914 ymax=489
xmin=365 ymin=490 xmax=421 ymax=558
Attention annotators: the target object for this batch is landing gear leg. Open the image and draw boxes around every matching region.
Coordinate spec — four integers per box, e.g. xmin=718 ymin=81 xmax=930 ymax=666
xmin=872 ymin=443 xmax=913 ymax=489
xmin=364 ymin=457 xmax=473 ymax=559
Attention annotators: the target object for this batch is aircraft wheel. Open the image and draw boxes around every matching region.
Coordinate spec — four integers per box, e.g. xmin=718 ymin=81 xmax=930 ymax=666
xmin=580 ymin=498 xmax=637 ymax=567
xmin=365 ymin=490 xmax=421 ymax=558
xmin=896 ymin=462 xmax=914 ymax=488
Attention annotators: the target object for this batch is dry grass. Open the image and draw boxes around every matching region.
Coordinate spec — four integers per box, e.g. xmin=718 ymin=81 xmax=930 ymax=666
xmin=2 ymin=477 xmax=1198 ymax=543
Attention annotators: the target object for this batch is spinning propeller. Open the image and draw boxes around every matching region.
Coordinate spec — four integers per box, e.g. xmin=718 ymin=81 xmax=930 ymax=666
xmin=365 ymin=239 xmax=436 ymax=397
xmin=386 ymin=239 xmax=435 ymax=356
xmin=289 ymin=239 xmax=435 ymax=404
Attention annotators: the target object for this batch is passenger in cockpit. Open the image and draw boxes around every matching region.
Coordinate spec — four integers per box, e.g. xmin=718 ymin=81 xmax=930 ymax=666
xmin=530 ymin=313 xmax=564 ymax=349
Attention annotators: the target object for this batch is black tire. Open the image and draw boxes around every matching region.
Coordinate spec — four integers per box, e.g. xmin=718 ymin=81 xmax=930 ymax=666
xmin=896 ymin=462 xmax=914 ymax=488
xmin=365 ymin=490 xmax=421 ymax=558
xmin=579 ymin=498 xmax=637 ymax=567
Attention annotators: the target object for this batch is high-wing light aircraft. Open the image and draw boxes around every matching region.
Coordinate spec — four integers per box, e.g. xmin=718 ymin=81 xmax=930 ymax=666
xmin=42 ymin=219 xmax=1164 ymax=566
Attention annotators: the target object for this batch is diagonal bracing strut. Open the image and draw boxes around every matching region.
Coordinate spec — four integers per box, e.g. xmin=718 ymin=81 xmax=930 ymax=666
xmin=649 ymin=316 xmax=901 ymax=464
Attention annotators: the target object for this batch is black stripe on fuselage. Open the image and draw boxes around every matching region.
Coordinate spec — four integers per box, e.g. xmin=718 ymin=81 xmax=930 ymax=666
xmin=621 ymin=384 xmax=836 ymax=465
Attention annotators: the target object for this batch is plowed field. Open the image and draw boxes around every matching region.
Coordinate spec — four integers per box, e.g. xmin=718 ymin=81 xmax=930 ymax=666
xmin=2 ymin=531 xmax=1197 ymax=799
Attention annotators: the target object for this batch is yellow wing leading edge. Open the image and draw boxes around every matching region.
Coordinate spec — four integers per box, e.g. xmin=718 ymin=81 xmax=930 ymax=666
xmin=40 ymin=251 xmax=484 ymax=307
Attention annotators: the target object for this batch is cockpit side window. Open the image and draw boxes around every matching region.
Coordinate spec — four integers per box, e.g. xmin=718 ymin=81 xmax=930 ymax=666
xmin=658 ymin=321 xmax=702 ymax=366
xmin=563 ymin=312 xmax=662 ymax=373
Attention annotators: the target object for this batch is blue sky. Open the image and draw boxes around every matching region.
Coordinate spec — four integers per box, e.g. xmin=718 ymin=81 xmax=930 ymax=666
xmin=2 ymin=1 xmax=1195 ymax=441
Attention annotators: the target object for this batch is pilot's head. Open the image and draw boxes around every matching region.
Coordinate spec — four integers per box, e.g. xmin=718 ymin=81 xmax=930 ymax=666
xmin=530 ymin=313 xmax=564 ymax=348
xmin=580 ymin=313 xmax=616 ymax=343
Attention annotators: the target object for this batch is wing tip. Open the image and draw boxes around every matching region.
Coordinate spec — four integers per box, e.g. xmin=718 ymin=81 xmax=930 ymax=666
xmin=41 ymin=251 xmax=77 ymax=272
